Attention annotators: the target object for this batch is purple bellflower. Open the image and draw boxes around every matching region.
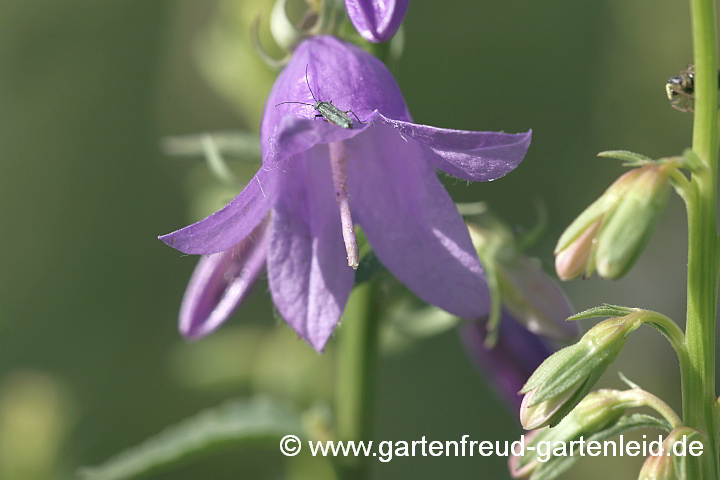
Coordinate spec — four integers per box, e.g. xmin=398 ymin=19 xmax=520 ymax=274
xmin=344 ymin=0 xmax=410 ymax=43
xmin=160 ymin=35 xmax=532 ymax=351
xmin=460 ymin=312 xmax=552 ymax=414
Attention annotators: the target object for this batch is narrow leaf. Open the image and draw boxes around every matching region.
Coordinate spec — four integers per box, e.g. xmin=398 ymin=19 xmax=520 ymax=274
xmin=567 ymin=304 xmax=635 ymax=322
xmin=78 ymin=397 xmax=304 ymax=480
xmin=597 ymin=150 xmax=652 ymax=164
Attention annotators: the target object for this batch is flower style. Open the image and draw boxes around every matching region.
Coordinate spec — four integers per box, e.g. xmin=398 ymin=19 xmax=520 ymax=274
xmin=344 ymin=0 xmax=410 ymax=43
xmin=160 ymin=35 xmax=532 ymax=351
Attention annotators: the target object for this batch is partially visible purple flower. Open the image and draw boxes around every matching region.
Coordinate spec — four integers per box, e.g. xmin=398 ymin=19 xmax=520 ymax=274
xmin=160 ymin=36 xmax=531 ymax=351
xmin=344 ymin=0 xmax=410 ymax=43
xmin=178 ymin=218 xmax=270 ymax=339
xmin=460 ymin=312 xmax=552 ymax=413
xmin=465 ymin=213 xmax=577 ymax=343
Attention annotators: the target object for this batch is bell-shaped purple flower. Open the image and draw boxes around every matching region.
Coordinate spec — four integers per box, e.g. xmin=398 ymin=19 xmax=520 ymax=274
xmin=160 ymin=35 xmax=531 ymax=351
xmin=460 ymin=312 xmax=552 ymax=413
xmin=344 ymin=0 xmax=410 ymax=43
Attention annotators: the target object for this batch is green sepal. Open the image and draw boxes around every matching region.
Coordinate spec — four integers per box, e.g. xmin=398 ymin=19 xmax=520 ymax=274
xmin=567 ymin=304 xmax=636 ymax=321
xmin=78 ymin=397 xmax=305 ymax=480
xmin=520 ymin=344 xmax=583 ymax=394
xmin=527 ymin=347 xmax=605 ymax=406
xmin=597 ymin=150 xmax=652 ymax=165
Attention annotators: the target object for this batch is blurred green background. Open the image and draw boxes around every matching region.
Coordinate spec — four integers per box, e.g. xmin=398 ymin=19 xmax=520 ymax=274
xmin=0 ymin=0 xmax=711 ymax=478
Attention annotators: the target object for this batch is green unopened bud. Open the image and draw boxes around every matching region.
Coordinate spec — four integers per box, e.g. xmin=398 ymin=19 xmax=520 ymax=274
xmin=554 ymin=164 xmax=671 ymax=280
xmin=519 ymin=315 xmax=643 ymax=429
xmin=595 ymin=164 xmax=671 ymax=279
xmin=511 ymin=390 xmax=633 ymax=479
xmin=637 ymin=428 xmax=702 ymax=480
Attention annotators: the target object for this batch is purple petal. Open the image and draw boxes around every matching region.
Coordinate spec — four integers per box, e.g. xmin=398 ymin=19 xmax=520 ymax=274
xmin=379 ymin=117 xmax=532 ymax=181
xmin=498 ymin=256 xmax=577 ymax=341
xmin=179 ymin=219 xmax=270 ymax=339
xmin=347 ymin=123 xmax=490 ymax=319
xmin=262 ymin=36 xmax=410 ymax=169
xmin=159 ymin=168 xmax=278 ymax=255
xmin=460 ymin=312 xmax=552 ymax=413
xmin=267 ymin=148 xmax=355 ymax=351
xmin=344 ymin=0 xmax=410 ymax=43
xmin=263 ymin=114 xmax=371 ymax=170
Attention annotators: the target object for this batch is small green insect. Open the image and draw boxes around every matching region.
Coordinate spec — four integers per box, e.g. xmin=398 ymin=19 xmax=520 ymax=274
xmin=275 ymin=65 xmax=364 ymax=129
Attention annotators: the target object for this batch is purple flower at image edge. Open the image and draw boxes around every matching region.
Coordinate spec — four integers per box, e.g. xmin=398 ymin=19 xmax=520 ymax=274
xmin=344 ymin=0 xmax=410 ymax=43
xmin=460 ymin=312 xmax=553 ymax=414
xmin=160 ymin=35 xmax=532 ymax=352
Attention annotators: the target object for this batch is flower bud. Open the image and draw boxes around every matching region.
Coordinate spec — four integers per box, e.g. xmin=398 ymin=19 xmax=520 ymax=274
xmin=554 ymin=217 xmax=601 ymax=281
xmin=595 ymin=164 xmax=671 ymax=279
xmin=511 ymin=389 xmax=633 ymax=479
xmin=637 ymin=428 xmax=702 ymax=480
xmin=519 ymin=315 xmax=643 ymax=429
xmin=554 ymin=164 xmax=670 ymax=280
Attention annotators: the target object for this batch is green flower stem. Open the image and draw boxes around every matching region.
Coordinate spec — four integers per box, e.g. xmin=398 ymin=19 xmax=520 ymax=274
xmin=684 ymin=0 xmax=719 ymax=476
xmin=620 ymin=389 xmax=683 ymax=430
xmin=335 ymin=281 xmax=379 ymax=480
xmin=637 ymin=311 xmax=688 ymax=371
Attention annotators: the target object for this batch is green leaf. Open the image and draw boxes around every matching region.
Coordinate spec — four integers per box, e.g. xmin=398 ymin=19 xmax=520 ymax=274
xmin=567 ymin=304 xmax=635 ymax=321
xmin=78 ymin=397 xmax=305 ymax=480
xmin=531 ymin=414 xmax=671 ymax=480
xmin=597 ymin=150 xmax=652 ymax=165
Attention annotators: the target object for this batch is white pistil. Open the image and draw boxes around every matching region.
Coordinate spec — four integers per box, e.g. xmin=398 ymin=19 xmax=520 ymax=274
xmin=328 ymin=141 xmax=359 ymax=269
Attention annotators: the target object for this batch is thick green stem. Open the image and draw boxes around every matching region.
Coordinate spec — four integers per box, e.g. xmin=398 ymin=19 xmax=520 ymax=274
xmin=683 ymin=0 xmax=718 ymax=476
xmin=335 ymin=282 xmax=379 ymax=480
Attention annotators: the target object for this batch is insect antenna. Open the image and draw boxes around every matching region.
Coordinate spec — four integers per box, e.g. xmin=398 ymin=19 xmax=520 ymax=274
xmin=275 ymin=101 xmax=314 ymax=107
xmin=305 ymin=64 xmax=318 ymax=102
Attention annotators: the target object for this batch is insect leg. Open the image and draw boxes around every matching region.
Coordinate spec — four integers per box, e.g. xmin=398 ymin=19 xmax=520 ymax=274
xmin=346 ymin=110 xmax=366 ymax=125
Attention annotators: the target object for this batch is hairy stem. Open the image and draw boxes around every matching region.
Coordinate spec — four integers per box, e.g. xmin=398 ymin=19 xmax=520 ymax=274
xmin=683 ymin=0 xmax=718 ymax=476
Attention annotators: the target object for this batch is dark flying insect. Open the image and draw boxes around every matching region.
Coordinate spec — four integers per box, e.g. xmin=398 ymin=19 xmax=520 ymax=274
xmin=275 ymin=65 xmax=363 ymax=129
xmin=666 ymin=64 xmax=720 ymax=113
